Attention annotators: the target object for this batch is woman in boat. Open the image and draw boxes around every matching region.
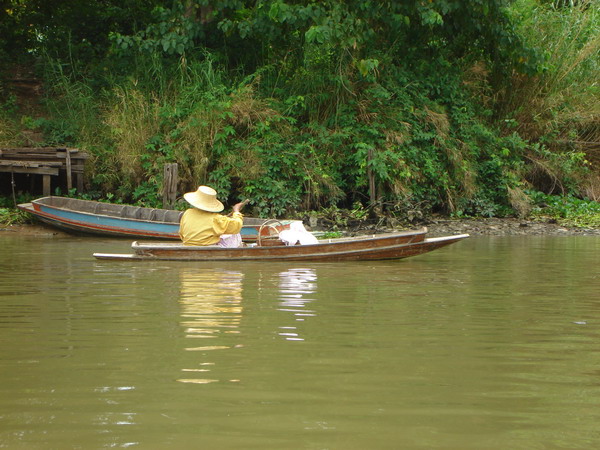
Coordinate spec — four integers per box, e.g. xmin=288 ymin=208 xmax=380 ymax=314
xmin=179 ymin=185 xmax=247 ymax=247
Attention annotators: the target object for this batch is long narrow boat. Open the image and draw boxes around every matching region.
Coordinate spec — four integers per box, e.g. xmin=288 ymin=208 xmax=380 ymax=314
xmin=93 ymin=228 xmax=469 ymax=262
xmin=17 ymin=196 xmax=297 ymax=241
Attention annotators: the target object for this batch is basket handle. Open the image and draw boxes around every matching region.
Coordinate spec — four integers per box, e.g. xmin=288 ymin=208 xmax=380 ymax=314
xmin=257 ymin=219 xmax=285 ymax=246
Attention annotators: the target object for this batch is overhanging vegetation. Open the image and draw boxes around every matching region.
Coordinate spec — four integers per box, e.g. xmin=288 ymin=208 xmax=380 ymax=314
xmin=1 ymin=0 xmax=598 ymax=221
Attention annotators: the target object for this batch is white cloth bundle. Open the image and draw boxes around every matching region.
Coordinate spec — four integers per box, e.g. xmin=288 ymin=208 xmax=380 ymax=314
xmin=278 ymin=222 xmax=319 ymax=246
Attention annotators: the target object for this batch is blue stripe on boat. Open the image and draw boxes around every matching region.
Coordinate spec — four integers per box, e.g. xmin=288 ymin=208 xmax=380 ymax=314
xmin=39 ymin=205 xmax=257 ymax=236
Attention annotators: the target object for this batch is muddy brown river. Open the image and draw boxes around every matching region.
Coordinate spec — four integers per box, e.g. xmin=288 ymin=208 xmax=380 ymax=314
xmin=1 ymin=234 xmax=599 ymax=448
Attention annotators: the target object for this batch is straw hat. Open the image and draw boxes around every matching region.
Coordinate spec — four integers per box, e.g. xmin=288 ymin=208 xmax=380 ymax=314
xmin=183 ymin=186 xmax=224 ymax=212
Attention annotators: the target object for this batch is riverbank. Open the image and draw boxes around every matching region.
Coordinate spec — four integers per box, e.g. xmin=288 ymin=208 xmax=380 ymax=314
xmin=2 ymin=217 xmax=599 ymax=238
xmin=0 ymin=223 xmax=71 ymax=237
xmin=422 ymin=217 xmax=600 ymax=237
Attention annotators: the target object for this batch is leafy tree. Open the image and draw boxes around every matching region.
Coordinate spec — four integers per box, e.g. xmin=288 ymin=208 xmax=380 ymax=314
xmin=1 ymin=0 xmax=161 ymax=62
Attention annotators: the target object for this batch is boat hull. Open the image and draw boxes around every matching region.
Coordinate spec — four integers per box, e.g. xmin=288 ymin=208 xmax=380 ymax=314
xmin=18 ymin=196 xmax=295 ymax=241
xmin=19 ymin=201 xmax=180 ymax=239
xmin=93 ymin=229 xmax=469 ymax=262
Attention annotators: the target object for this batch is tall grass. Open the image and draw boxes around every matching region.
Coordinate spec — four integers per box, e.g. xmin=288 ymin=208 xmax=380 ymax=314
xmin=103 ymin=87 xmax=161 ymax=183
xmin=502 ymin=0 xmax=600 ymax=144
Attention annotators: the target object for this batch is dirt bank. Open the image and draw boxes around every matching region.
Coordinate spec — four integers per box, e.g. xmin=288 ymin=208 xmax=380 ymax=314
xmin=0 ymin=223 xmax=71 ymax=237
xmin=422 ymin=217 xmax=600 ymax=237
xmin=2 ymin=217 xmax=599 ymax=239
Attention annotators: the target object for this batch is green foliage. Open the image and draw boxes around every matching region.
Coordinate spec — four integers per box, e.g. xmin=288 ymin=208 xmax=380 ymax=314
xmin=529 ymin=191 xmax=600 ymax=228
xmin=309 ymin=203 xmax=373 ymax=230
xmin=0 ymin=192 xmax=33 ymax=209
xmin=110 ymin=4 xmax=203 ymax=56
xmin=21 ymin=116 xmax=79 ymax=146
xmin=22 ymin=48 xmax=541 ymax=217
xmin=0 ymin=208 xmax=29 ymax=226
xmin=1 ymin=0 xmax=596 ymax=224
xmin=319 ymin=231 xmax=344 ymax=239
xmin=1 ymin=0 xmax=162 ymax=62
xmin=132 ymin=181 xmax=163 ymax=207
xmin=0 ymin=92 xmax=21 ymax=145
xmin=525 ymin=143 xmax=591 ymax=195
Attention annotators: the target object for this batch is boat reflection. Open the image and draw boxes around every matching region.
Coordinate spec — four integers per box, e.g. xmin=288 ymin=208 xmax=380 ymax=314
xmin=175 ymin=266 xmax=318 ymax=384
xmin=276 ymin=268 xmax=317 ymax=342
xmin=177 ymin=268 xmax=244 ymax=384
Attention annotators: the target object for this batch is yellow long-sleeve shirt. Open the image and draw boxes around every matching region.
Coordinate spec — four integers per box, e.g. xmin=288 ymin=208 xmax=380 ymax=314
xmin=179 ymin=209 xmax=243 ymax=246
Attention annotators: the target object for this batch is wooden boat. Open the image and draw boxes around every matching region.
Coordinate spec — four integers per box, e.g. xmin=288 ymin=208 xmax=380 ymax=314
xmin=93 ymin=228 xmax=469 ymax=262
xmin=17 ymin=196 xmax=297 ymax=241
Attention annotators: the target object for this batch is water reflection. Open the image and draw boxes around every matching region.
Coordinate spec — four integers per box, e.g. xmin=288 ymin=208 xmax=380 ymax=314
xmin=177 ymin=268 xmax=244 ymax=384
xmin=277 ymin=268 xmax=317 ymax=342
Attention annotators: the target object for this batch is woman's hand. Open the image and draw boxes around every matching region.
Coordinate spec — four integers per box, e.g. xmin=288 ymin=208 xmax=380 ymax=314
xmin=232 ymin=199 xmax=249 ymax=213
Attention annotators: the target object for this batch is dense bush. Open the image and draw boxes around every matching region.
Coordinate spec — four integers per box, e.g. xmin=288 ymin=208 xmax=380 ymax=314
xmin=1 ymin=0 xmax=598 ymax=220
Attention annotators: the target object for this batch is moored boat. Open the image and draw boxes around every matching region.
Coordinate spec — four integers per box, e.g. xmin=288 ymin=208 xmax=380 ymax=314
xmin=93 ymin=228 xmax=469 ymax=262
xmin=18 ymin=196 xmax=297 ymax=241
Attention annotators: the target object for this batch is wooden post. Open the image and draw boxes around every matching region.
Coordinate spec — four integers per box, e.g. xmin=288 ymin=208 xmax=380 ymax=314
xmin=43 ymin=175 xmax=51 ymax=196
xmin=163 ymin=163 xmax=178 ymax=209
xmin=367 ymin=147 xmax=382 ymax=215
xmin=76 ymin=172 xmax=83 ymax=192
xmin=367 ymin=148 xmax=376 ymax=204
xmin=65 ymin=148 xmax=72 ymax=191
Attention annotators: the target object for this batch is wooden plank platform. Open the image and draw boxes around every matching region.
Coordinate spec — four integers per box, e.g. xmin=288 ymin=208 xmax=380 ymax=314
xmin=0 ymin=147 xmax=89 ymax=195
